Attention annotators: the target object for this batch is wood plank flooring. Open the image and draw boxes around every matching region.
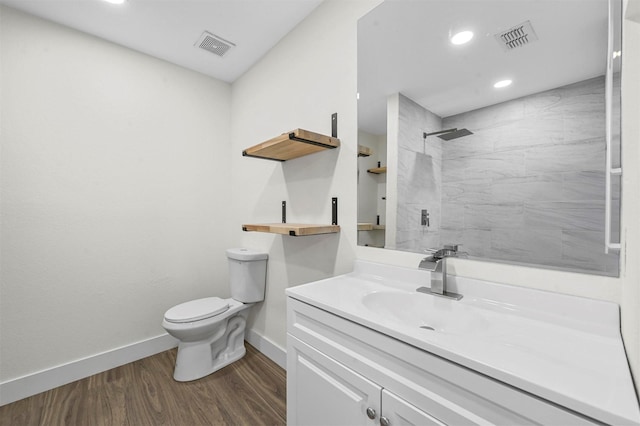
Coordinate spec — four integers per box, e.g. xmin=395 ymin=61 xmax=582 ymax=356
xmin=0 ymin=343 xmax=286 ymax=426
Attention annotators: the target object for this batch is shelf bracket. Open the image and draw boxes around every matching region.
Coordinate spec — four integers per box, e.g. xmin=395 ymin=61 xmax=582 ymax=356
xmin=332 ymin=197 xmax=338 ymax=226
xmin=282 ymin=201 xmax=286 ymax=224
xmin=331 ymin=113 xmax=338 ymax=138
xmin=242 ymin=150 xmax=285 ymax=161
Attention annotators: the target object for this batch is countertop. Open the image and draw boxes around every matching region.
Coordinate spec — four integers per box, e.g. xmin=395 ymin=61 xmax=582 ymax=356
xmin=286 ymin=260 xmax=640 ymax=425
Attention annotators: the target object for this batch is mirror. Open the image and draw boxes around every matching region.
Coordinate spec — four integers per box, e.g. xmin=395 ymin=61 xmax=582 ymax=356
xmin=357 ymin=0 xmax=622 ymax=276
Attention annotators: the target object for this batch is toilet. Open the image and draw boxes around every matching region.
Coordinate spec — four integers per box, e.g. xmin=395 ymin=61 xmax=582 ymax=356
xmin=162 ymin=248 xmax=268 ymax=382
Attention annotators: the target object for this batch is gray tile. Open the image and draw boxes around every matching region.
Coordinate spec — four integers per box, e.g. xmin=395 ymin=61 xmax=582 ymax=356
xmin=492 ymin=174 xmax=564 ymax=203
xmin=562 ymin=171 xmax=605 ymax=201
xmin=524 ymin=201 xmax=605 ymax=231
xmin=440 ymin=201 xmax=465 ymax=229
xmin=464 ymin=151 xmax=525 ymax=180
xmin=562 ymin=231 xmax=619 ymax=274
xmin=610 ymin=199 xmax=621 ymax=243
xmin=525 ymin=138 xmax=605 ymax=174
xmin=492 ymin=113 xmax=564 ymax=152
xmin=441 ymin=158 xmax=466 ymax=183
xmin=563 ymin=110 xmax=605 ymax=142
xmin=442 ymin=179 xmax=491 ymax=203
xmin=464 ymin=203 xmax=524 ymax=229
xmin=490 ymin=229 xmax=563 ymax=263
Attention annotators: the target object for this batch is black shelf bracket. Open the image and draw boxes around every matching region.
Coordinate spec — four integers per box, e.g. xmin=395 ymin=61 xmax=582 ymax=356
xmin=282 ymin=201 xmax=287 ymax=224
xmin=331 ymin=113 xmax=338 ymax=138
xmin=242 ymin=150 xmax=285 ymax=162
xmin=332 ymin=197 xmax=338 ymax=225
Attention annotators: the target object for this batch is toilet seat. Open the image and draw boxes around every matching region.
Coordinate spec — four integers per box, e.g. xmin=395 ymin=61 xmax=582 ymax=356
xmin=164 ymin=297 xmax=230 ymax=323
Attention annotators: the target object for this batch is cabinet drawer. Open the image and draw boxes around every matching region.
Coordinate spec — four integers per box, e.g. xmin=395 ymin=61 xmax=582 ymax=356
xmin=287 ymin=298 xmax=599 ymax=425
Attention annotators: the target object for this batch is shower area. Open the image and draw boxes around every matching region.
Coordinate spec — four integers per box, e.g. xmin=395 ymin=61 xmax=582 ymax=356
xmin=388 ymin=76 xmax=619 ymax=274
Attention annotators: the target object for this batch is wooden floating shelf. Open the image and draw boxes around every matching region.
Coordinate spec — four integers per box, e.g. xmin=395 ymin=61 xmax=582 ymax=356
xmin=243 ymin=129 xmax=340 ymax=162
xmin=357 ymin=223 xmax=386 ymax=231
xmin=242 ymin=223 xmax=340 ymax=237
xmin=358 ymin=145 xmax=372 ymax=157
xmin=367 ymin=166 xmax=387 ymax=174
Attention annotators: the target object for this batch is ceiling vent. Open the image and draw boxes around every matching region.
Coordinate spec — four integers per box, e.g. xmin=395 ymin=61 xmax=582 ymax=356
xmin=495 ymin=20 xmax=538 ymax=51
xmin=195 ymin=31 xmax=235 ymax=57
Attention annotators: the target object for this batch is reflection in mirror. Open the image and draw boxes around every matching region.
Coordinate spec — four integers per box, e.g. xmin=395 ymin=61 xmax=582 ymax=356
xmin=357 ymin=134 xmax=387 ymax=248
xmin=357 ymin=0 xmax=622 ymax=276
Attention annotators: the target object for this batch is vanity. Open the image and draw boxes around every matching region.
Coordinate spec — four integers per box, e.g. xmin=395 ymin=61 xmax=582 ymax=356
xmin=285 ymin=261 xmax=640 ymax=425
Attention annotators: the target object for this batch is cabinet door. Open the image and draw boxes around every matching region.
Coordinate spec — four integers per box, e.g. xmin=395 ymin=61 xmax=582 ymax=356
xmin=288 ymin=335 xmax=381 ymax=426
xmin=382 ymin=389 xmax=446 ymax=426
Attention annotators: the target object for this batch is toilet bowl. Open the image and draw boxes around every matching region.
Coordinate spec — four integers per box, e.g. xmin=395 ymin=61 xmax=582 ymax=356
xmin=162 ymin=248 xmax=268 ymax=382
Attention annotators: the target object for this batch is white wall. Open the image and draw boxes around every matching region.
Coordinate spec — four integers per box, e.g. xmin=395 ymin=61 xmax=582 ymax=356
xmin=230 ymin=0 xmax=379 ymax=352
xmin=0 ymin=6 xmax=233 ymax=382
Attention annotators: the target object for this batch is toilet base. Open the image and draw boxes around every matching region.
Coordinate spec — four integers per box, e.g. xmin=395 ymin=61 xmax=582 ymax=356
xmin=172 ymin=308 xmax=251 ymax=382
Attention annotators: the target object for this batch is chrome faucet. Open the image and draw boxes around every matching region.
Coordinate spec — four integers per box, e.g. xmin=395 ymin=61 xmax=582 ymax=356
xmin=417 ymin=244 xmax=465 ymax=300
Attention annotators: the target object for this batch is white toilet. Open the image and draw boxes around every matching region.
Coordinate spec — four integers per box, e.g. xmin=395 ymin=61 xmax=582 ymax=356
xmin=162 ymin=248 xmax=268 ymax=382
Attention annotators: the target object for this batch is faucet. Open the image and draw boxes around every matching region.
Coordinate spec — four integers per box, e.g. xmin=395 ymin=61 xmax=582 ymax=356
xmin=417 ymin=244 xmax=465 ymax=300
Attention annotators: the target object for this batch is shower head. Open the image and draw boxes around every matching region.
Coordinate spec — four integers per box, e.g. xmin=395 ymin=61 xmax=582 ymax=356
xmin=423 ymin=128 xmax=474 ymax=141
xmin=437 ymin=128 xmax=473 ymax=141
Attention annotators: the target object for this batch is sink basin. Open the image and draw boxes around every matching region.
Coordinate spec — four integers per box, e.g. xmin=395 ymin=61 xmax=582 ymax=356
xmin=361 ymin=290 xmax=489 ymax=335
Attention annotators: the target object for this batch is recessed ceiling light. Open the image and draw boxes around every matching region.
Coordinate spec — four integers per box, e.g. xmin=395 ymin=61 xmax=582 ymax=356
xmin=450 ymin=30 xmax=474 ymax=45
xmin=103 ymin=0 xmax=126 ymax=4
xmin=493 ymin=79 xmax=512 ymax=88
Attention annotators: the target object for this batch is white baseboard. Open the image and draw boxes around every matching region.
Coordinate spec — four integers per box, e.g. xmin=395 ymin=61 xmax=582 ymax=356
xmin=245 ymin=328 xmax=287 ymax=370
xmin=0 ymin=333 xmax=178 ymax=406
xmin=1 ymin=329 xmax=286 ymax=407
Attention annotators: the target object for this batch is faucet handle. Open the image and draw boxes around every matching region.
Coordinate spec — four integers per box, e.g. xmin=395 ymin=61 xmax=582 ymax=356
xmin=443 ymin=244 xmax=461 ymax=251
xmin=422 ymin=247 xmax=439 ymax=254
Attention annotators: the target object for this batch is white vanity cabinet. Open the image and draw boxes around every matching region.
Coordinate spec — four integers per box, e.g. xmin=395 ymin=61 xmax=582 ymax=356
xmin=288 ymin=334 xmax=441 ymax=426
xmin=286 ymin=297 xmax=601 ymax=425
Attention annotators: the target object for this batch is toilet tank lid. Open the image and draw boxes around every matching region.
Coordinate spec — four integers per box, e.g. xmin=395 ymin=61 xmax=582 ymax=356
xmin=226 ymin=248 xmax=268 ymax=261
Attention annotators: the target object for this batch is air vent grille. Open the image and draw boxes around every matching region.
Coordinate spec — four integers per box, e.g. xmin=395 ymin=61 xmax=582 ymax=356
xmin=495 ymin=20 xmax=538 ymax=51
xmin=195 ymin=31 xmax=235 ymax=57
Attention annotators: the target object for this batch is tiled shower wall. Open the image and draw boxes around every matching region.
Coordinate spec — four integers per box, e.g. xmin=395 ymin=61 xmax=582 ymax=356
xmin=440 ymin=76 xmax=619 ymax=274
xmin=395 ymin=94 xmax=443 ymax=251
xmin=394 ymin=76 xmax=619 ymax=274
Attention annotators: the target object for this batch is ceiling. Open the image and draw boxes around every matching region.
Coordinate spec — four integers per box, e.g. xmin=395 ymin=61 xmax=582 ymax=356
xmin=1 ymin=0 xmax=616 ymax=136
xmin=358 ymin=0 xmax=612 ymax=135
xmin=0 ymin=0 xmax=323 ymax=83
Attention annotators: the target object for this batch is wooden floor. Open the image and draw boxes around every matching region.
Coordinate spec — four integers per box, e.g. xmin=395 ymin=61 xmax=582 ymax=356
xmin=0 ymin=343 xmax=286 ymax=426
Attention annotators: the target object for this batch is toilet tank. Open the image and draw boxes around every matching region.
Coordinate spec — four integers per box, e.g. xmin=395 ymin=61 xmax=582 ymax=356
xmin=226 ymin=248 xmax=268 ymax=303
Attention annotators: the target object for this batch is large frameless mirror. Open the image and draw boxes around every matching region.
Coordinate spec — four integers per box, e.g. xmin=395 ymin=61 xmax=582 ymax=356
xmin=357 ymin=0 xmax=622 ymax=276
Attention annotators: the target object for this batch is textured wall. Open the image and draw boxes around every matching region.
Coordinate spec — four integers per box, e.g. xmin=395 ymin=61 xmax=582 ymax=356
xmin=394 ymin=94 xmax=443 ymax=251
xmin=440 ymin=77 xmax=618 ymax=274
xmin=0 ymin=6 xmax=233 ymax=382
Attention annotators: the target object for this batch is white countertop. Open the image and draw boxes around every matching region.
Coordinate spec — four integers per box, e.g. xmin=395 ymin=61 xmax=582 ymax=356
xmin=286 ymin=260 xmax=640 ymax=425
